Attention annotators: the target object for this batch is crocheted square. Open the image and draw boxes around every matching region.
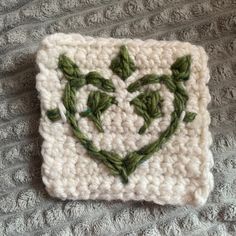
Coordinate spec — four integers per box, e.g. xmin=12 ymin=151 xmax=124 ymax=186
xmin=36 ymin=33 xmax=214 ymax=206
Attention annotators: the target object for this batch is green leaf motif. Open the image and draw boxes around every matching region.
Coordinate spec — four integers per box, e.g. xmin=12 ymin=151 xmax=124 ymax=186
xmin=86 ymin=71 xmax=116 ymax=92
xmin=110 ymin=45 xmax=136 ymax=80
xmin=171 ymin=55 xmax=191 ymax=81
xmin=183 ymin=111 xmax=197 ymax=122
xmin=58 ymin=54 xmax=81 ymax=79
xmin=80 ymin=91 xmax=117 ymax=132
xmin=46 ymin=108 xmax=61 ymax=121
xmin=130 ymin=90 xmax=163 ymax=134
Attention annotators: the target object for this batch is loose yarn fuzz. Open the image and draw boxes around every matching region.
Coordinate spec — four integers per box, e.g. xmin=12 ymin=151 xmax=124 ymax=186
xmin=36 ymin=33 xmax=214 ymax=206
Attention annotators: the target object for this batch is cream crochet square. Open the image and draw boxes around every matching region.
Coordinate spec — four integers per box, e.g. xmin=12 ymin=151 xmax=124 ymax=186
xmin=36 ymin=33 xmax=214 ymax=206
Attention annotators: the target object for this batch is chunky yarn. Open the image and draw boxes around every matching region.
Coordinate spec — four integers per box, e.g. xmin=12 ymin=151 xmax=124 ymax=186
xmin=36 ymin=33 xmax=213 ymax=206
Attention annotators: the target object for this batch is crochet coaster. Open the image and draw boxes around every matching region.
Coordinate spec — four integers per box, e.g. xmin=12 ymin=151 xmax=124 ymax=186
xmin=36 ymin=33 xmax=214 ymax=206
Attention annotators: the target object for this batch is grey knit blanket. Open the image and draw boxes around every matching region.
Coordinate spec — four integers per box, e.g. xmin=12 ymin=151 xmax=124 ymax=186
xmin=0 ymin=0 xmax=235 ymax=235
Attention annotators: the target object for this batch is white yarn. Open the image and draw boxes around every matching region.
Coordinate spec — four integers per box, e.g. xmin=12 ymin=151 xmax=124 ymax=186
xmin=58 ymin=103 xmax=67 ymax=123
xmin=36 ymin=33 xmax=214 ymax=206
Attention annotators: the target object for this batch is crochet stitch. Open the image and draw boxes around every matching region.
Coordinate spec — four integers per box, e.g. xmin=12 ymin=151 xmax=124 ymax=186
xmin=36 ymin=33 xmax=213 ymax=206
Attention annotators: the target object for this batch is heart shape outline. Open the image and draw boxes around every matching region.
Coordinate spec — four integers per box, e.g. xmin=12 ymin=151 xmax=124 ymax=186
xmin=46 ymin=45 xmax=196 ymax=183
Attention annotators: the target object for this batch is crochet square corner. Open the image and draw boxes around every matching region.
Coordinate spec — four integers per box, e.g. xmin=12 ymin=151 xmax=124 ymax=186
xmin=36 ymin=33 xmax=214 ymax=206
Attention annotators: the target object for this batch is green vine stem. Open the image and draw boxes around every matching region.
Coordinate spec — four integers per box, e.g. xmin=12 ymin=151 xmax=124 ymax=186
xmin=46 ymin=50 xmax=197 ymax=184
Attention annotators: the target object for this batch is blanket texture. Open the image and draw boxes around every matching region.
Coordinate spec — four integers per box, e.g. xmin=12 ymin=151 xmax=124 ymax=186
xmin=0 ymin=0 xmax=235 ymax=235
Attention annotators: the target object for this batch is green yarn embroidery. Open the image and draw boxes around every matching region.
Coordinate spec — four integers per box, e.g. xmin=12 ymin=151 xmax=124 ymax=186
xmin=46 ymin=108 xmax=61 ymax=122
xmin=130 ymin=90 xmax=163 ymax=134
xmin=46 ymin=47 xmax=197 ymax=183
xmin=183 ymin=111 xmax=197 ymax=122
xmin=110 ymin=45 xmax=136 ymax=80
xmin=58 ymin=54 xmax=81 ymax=79
xmin=80 ymin=91 xmax=117 ymax=132
xmin=171 ymin=55 xmax=191 ymax=81
xmin=86 ymin=71 xmax=116 ymax=92
xmin=63 ymin=82 xmax=77 ymax=114
xmin=127 ymin=74 xmax=169 ymax=93
xmin=59 ymin=55 xmax=116 ymax=92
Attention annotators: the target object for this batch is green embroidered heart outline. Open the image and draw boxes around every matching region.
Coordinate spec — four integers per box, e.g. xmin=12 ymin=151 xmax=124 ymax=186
xmin=46 ymin=45 xmax=196 ymax=184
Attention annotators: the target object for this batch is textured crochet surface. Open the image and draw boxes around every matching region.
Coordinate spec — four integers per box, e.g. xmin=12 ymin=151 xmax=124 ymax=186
xmin=36 ymin=33 xmax=213 ymax=206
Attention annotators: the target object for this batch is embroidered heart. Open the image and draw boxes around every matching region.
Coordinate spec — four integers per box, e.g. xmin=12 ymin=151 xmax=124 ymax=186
xmin=46 ymin=45 xmax=196 ymax=183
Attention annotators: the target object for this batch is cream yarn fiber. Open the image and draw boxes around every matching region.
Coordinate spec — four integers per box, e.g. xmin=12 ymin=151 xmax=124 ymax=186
xmin=36 ymin=33 xmax=214 ymax=206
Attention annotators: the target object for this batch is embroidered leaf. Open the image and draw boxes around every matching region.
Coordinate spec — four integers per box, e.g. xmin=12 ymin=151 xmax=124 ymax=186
xmin=80 ymin=91 xmax=117 ymax=132
xmin=110 ymin=45 xmax=136 ymax=80
xmin=58 ymin=54 xmax=81 ymax=79
xmin=86 ymin=71 xmax=116 ymax=92
xmin=183 ymin=111 xmax=197 ymax=122
xmin=171 ymin=55 xmax=191 ymax=81
xmin=46 ymin=108 xmax=61 ymax=122
xmin=130 ymin=90 xmax=163 ymax=134
xmin=127 ymin=74 xmax=169 ymax=92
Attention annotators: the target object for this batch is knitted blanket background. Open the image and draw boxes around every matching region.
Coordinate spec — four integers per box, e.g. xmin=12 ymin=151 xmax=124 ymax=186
xmin=0 ymin=0 xmax=235 ymax=235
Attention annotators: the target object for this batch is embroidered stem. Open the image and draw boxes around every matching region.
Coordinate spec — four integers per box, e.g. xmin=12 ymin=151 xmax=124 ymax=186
xmin=66 ymin=112 xmax=128 ymax=182
xmin=80 ymin=110 xmax=104 ymax=132
xmin=63 ymin=82 xmax=76 ymax=114
xmin=127 ymin=74 xmax=165 ymax=92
